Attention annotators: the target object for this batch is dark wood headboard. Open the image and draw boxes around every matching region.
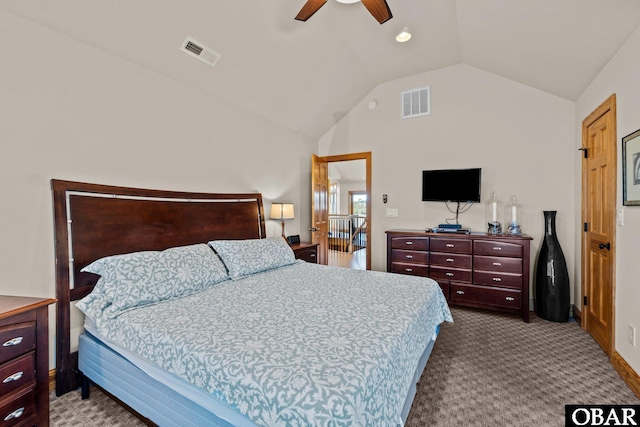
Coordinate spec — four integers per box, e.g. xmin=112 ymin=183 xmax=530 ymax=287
xmin=51 ymin=179 xmax=266 ymax=395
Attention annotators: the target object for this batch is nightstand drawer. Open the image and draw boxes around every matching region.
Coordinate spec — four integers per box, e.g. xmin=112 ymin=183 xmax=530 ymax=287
xmin=0 ymin=386 xmax=36 ymax=427
xmin=0 ymin=324 xmax=35 ymax=366
xmin=0 ymin=353 xmax=35 ymax=398
xmin=295 ymin=248 xmax=317 ymax=263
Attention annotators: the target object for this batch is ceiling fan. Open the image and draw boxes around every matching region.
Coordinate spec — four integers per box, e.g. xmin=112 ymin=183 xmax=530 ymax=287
xmin=295 ymin=0 xmax=392 ymax=24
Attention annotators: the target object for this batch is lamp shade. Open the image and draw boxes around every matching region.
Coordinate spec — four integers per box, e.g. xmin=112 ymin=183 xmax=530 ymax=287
xmin=270 ymin=203 xmax=295 ymax=220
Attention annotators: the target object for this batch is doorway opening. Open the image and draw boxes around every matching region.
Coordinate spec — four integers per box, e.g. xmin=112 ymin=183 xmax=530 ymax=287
xmin=312 ymin=152 xmax=371 ymax=270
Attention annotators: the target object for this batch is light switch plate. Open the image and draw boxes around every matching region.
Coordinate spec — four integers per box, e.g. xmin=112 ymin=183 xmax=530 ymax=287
xmin=386 ymin=208 xmax=398 ymax=218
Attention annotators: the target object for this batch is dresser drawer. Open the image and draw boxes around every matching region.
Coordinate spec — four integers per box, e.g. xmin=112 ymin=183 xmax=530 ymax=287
xmin=391 ymin=249 xmax=429 ymax=265
xmin=430 ymin=266 xmax=472 ymax=283
xmin=430 ymin=238 xmax=472 ymax=254
xmin=435 ymin=280 xmax=449 ymax=300
xmin=474 ymin=255 xmax=522 ymax=274
xmin=474 ymin=240 xmax=523 ymax=257
xmin=390 ymin=263 xmax=429 ymax=277
xmin=450 ymin=283 xmax=522 ymax=309
xmin=0 ymin=386 xmax=36 ymax=427
xmin=0 ymin=324 xmax=35 ymax=366
xmin=474 ymin=271 xmax=523 ymax=289
xmin=390 ymin=237 xmax=428 ymax=251
xmin=0 ymin=353 xmax=35 ymax=398
xmin=430 ymin=252 xmax=472 ymax=269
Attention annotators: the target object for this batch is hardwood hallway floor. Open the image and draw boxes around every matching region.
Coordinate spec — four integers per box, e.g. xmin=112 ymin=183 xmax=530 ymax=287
xmin=328 ymin=248 xmax=366 ymax=270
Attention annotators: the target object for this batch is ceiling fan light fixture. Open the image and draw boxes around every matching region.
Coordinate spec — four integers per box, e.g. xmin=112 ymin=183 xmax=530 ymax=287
xmin=396 ymin=27 xmax=412 ymax=43
xmin=335 ymin=0 xmax=360 ymax=3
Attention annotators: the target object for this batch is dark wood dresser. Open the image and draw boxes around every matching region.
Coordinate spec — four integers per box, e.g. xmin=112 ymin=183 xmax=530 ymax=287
xmin=386 ymin=230 xmax=532 ymax=322
xmin=0 ymin=296 xmax=55 ymax=427
xmin=290 ymin=242 xmax=319 ymax=263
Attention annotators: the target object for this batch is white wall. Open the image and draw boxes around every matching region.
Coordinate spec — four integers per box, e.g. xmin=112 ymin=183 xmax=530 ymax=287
xmin=0 ymin=10 xmax=315 ymax=368
xmin=337 ymin=180 xmax=366 ymax=215
xmin=319 ymin=63 xmax=576 ymax=302
xmin=575 ymin=26 xmax=640 ymax=374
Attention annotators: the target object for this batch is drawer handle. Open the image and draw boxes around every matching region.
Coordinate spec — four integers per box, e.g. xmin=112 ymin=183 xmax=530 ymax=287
xmin=446 ymin=258 xmax=454 ymax=262
xmin=405 ymin=255 xmax=413 ymax=259
xmin=405 ymin=241 xmax=413 ymax=245
xmin=3 ymin=372 xmax=23 ymax=383
xmin=493 ymin=262 xmax=502 ymax=266
xmin=4 ymin=407 xmax=24 ymax=421
xmin=310 ymin=254 xmax=315 ymax=257
xmin=2 ymin=337 xmax=23 ymax=347
xmin=446 ymin=272 xmax=454 ymax=277
xmin=493 ymin=277 xmax=502 ymax=282
xmin=446 ymin=244 xmax=455 ymax=248
xmin=506 ymin=296 xmax=515 ymax=301
xmin=405 ymin=268 xmax=413 ymax=272
xmin=456 ymin=290 xmax=465 ymax=295
xmin=493 ymin=246 xmax=502 ymax=251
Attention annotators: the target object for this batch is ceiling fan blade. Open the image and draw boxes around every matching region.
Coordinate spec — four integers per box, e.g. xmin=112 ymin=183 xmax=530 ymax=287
xmin=361 ymin=0 xmax=392 ymax=24
xmin=295 ymin=0 xmax=328 ymax=21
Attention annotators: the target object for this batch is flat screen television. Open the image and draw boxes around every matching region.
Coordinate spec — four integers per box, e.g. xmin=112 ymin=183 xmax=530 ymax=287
xmin=422 ymin=168 xmax=482 ymax=203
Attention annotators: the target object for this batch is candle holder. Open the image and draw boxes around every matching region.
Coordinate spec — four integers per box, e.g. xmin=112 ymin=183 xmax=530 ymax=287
xmin=506 ymin=195 xmax=522 ymax=235
xmin=486 ymin=191 xmax=502 ymax=234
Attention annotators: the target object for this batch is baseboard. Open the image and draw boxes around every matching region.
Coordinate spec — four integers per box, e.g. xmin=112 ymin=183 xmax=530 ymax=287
xmin=572 ymin=304 xmax=582 ymax=326
xmin=49 ymin=369 xmax=56 ymax=392
xmin=611 ymin=350 xmax=640 ymax=399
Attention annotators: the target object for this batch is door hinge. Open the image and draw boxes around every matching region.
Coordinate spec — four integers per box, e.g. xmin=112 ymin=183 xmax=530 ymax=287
xmin=578 ymin=147 xmax=588 ymax=158
xmin=583 ymin=222 xmax=588 ymax=232
xmin=584 ymin=296 xmax=588 ymax=306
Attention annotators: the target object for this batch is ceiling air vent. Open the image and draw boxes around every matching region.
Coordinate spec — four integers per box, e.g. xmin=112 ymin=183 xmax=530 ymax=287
xmin=401 ymin=86 xmax=431 ymax=119
xmin=180 ymin=37 xmax=221 ymax=68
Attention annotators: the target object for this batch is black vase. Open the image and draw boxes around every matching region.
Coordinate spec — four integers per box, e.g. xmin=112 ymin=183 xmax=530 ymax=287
xmin=534 ymin=211 xmax=570 ymax=322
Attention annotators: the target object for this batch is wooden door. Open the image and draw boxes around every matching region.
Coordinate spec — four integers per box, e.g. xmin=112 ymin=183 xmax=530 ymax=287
xmin=311 ymin=155 xmax=329 ymax=265
xmin=581 ymin=94 xmax=616 ymax=355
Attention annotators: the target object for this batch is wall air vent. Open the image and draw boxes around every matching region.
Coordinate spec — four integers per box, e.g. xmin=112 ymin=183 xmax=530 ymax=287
xmin=401 ymin=86 xmax=431 ymax=119
xmin=180 ymin=37 xmax=221 ymax=68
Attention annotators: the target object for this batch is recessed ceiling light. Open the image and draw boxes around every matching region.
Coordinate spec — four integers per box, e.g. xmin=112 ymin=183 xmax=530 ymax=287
xmin=396 ymin=27 xmax=412 ymax=43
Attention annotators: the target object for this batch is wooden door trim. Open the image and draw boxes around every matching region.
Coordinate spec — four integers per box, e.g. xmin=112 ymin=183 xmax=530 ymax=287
xmin=581 ymin=93 xmax=617 ymax=356
xmin=318 ymin=152 xmax=372 ymax=270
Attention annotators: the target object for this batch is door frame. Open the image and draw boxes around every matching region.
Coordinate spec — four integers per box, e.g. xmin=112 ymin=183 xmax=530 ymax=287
xmin=580 ymin=93 xmax=617 ymax=356
xmin=318 ymin=152 xmax=372 ymax=270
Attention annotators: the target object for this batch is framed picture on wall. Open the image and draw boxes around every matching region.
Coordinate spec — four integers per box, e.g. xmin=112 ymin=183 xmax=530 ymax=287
xmin=623 ymin=128 xmax=640 ymax=206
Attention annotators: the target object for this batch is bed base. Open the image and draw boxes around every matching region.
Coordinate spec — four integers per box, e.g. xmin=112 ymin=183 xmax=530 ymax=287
xmin=78 ymin=327 xmax=440 ymax=427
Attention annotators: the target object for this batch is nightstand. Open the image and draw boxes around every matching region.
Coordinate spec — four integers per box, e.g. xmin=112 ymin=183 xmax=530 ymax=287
xmin=290 ymin=242 xmax=319 ymax=263
xmin=0 ymin=296 xmax=56 ymax=427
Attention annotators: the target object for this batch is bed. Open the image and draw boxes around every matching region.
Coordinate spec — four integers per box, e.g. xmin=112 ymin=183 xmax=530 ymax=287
xmin=52 ymin=179 xmax=452 ymax=426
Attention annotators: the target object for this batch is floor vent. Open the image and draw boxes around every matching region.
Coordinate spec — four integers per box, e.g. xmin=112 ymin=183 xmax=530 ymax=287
xmin=401 ymin=86 xmax=431 ymax=119
xmin=180 ymin=37 xmax=221 ymax=68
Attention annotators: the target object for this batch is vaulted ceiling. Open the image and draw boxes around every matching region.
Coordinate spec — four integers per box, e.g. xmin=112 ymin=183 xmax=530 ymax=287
xmin=2 ymin=1 xmax=640 ymax=139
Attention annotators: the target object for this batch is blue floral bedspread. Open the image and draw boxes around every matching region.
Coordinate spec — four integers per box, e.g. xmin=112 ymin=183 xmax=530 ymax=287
xmin=82 ymin=262 xmax=452 ymax=426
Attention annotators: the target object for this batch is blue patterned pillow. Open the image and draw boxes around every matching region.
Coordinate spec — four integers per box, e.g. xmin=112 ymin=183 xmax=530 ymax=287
xmin=208 ymin=237 xmax=297 ymax=279
xmin=77 ymin=243 xmax=229 ymax=318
